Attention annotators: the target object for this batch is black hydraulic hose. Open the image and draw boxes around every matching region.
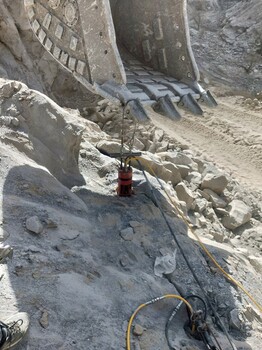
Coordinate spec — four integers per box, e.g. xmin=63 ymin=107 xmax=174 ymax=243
xmin=209 ymin=326 xmax=224 ymax=350
xmin=165 ymin=301 xmax=183 ymax=350
xmin=186 ymin=294 xmax=208 ymax=321
xmin=136 ymin=159 xmax=237 ymax=350
xmin=165 ymin=295 xmax=207 ymax=350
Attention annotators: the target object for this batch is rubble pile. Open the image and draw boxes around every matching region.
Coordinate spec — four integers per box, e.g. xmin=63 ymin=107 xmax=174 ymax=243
xmin=86 ymin=101 xmax=262 ymax=248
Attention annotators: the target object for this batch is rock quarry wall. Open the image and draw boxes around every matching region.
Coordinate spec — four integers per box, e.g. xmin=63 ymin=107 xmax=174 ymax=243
xmin=0 ymin=0 xmax=261 ymax=107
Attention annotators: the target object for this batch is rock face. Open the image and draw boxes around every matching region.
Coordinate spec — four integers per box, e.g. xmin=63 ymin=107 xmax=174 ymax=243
xmin=222 ymin=200 xmax=252 ymax=230
xmin=0 ymin=80 xmax=85 ymax=187
xmin=188 ymin=0 xmax=262 ymax=93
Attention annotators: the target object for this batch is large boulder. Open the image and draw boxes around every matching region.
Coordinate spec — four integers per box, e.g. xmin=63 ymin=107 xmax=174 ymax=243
xmin=201 ymin=170 xmax=228 ymax=194
xmin=222 ymin=200 xmax=252 ymax=230
xmin=96 ymin=140 xmax=128 ymax=155
xmin=158 ymin=151 xmax=194 ymax=167
xmin=163 ymin=162 xmax=182 ymax=185
xmin=132 ymin=153 xmax=181 ymax=186
xmin=175 ymin=182 xmax=195 ymax=210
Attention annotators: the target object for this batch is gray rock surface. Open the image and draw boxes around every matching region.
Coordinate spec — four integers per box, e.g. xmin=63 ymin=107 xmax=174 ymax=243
xmin=188 ymin=0 xmax=262 ymax=93
xmin=0 ymin=80 xmax=85 ymax=187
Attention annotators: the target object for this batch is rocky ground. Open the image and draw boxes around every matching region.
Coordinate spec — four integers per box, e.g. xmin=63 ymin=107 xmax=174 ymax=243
xmin=0 ymin=79 xmax=261 ymax=350
xmin=0 ymin=1 xmax=261 ymax=350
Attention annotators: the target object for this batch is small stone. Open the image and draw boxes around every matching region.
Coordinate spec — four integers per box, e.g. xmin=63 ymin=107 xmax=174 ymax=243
xmin=179 ymin=201 xmax=188 ymax=216
xmin=214 ymin=208 xmax=228 ymax=216
xmin=223 ymin=236 xmax=230 ymax=243
xmin=156 ymin=141 xmax=169 ymax=153
xmin=203 ymin=189 xmax=227 ymax=208
xmin=210 ymin=230 xmax=224 ymax=243
xmin=248 ymin=256 xmax=262 ymax=273
xmin=0 ymin=228 xmax=10 ymax=242
xmin=176 ymin=165 xmax=190 ymax=179
xmin=11 ymin=117 xmax=19 ymax=126
xmin=210 ymin=267 xmax=218 ymax=274
xmin=198 ymin=189 xmax=210 ymax=201
xmin=44 ymin=218 xmax=58 ymax=229
xmin=120 ymin=256 xmax=129 ymax=267
xmin=204 ymin=207 xmax=216 ymax=221
xmin=120 ymin=227 xmax=134 ymax=241
xmin=54 ymin=244 xmax=69 ymax=252
xmin=129 ymin=221 xmax=141 ymax=228
xmin=80 ymin=150 xmax=87 ymax=158
xmin=186 ymin=171 xmax=202 ymax=187
xmin=243 ymin=304 xmax=262 ymax=322
xmin=26 ymin=216 xmax=44 ymax=234
xmin=154 ymin=129 xmax=164 ymax=142
xmin=193 ymin=198 xmax=208 ymax=213
xmin=133 ymin=138 xmax=145 ymax=151
xmin=229 ymin=309 xmax=243 ymax=331
xmin=133 ymin=324 xmax=144 ymax=336
xmin=198 ymin=216 xmax=207 ymax=227
xmin=39 ymin=310 xmax=49 ymax=329
xmin=27 ymin=245 xmax=41 ymax=253
xmin=14 ymin=265 xmax=24 ymax=276
xmin=32 ymin=271 xmax=41 ymax=279
xmin=154 ymin=250 xmax=177 ymax=277
xmin=163 ymin=162 xmax=182 ymax=185
xmin=60 ymin=231 xmax=79 ymax=240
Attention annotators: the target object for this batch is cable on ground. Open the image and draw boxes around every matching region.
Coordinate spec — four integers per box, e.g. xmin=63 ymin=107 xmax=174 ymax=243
xmin=134 ymin=158 xmax=238 ymax=350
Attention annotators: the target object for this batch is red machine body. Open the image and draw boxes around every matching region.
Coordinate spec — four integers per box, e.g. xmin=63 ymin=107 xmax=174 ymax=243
xmin=117 ymin=167 xmax=133 ymax=197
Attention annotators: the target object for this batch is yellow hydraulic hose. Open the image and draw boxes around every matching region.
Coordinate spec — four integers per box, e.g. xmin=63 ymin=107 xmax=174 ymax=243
xmin=126 ymin=294 xmax=193 ymax=350
xmin=133 ymin=156 xmax=262 ymax=314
